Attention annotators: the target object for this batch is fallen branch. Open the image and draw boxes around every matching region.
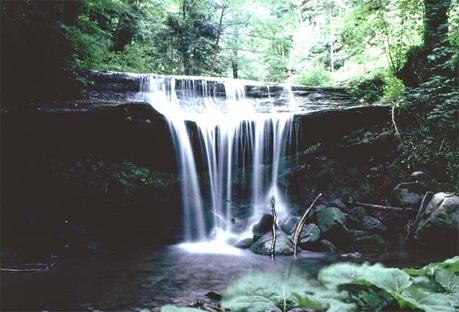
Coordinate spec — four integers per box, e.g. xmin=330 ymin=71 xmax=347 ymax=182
xmin=270 ymin=196 xmax=277 ymax=260
xmin=356 ymin=202 xmax=417 ymax=212
xmin=293 ymin=193 xmax=322 ymax=257
xmin=406 ymin=191 xmax=433 ymax=241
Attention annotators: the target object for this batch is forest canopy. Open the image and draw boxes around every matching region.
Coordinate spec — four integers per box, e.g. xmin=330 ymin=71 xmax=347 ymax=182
xmin=1 ymin=0 xmax=458 ymax=103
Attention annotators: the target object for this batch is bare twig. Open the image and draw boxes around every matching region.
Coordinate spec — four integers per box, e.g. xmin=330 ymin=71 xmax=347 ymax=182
xmin=392 ymin=105 xmax=401 ymax=142
xmin=293 ymin=193 xmax=322 ymax=257
xmin=406 ymin=191 xmax=433 ymax=241
xmin=356 ymin=202 xmax=417 ymax=212
xmin=270 ymin=196 xmax=277 ymax=260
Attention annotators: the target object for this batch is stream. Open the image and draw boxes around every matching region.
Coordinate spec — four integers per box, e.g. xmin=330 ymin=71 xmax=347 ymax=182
xmin=2 ymin=244 xmax=438 ymax=311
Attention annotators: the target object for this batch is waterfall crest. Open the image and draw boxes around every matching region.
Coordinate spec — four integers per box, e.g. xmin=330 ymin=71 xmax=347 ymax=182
xmin=140 ymin=75 xmax=298 ymax=242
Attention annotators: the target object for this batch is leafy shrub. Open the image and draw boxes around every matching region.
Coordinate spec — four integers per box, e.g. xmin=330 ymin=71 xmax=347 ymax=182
xmin=383 ymin=72 xmax=405 ymax=100
xmin=295 ymin=66 xmax=334 ymax=87
xmin=396 ymin=75 xmax=459 ymax=191
xmin=348 ymin=73 xmax=385 ymax=104
xmin=216 ymin=257 xmax=459 ymax=312
xmin=222 ymin=271 xmax=353 ymax=312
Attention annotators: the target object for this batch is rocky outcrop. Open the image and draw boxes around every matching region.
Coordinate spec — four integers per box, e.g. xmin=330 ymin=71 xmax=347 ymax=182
xmin=250 ymin=231 xmax=295 ymax=255
xmin=393 ymin=182 xmax=426 ymax=207
xmin=252 ymin=214 xmax=274 ymax=240
xmin=295 ymin=223 xmax=321 ymax=245
xmin=414 ymin=192 xmax=459 ymax=253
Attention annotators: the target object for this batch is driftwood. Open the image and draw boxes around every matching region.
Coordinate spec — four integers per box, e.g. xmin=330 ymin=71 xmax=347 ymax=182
xmin=293 ymin=193 xmax=322 ymax=257
xmin=355 ymin=202 xmax=417 ymax=213
xmin=270 ymin=196 xmax=277 ymax=259
xmin=406 ymin=191 xmax=433 ymax=241
xmin=0 ymin=262 xmax=53 ymax=272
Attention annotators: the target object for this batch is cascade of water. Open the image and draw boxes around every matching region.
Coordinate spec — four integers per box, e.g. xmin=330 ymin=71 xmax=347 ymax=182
xmin=140 ymin=75 xmax=297 ymax=243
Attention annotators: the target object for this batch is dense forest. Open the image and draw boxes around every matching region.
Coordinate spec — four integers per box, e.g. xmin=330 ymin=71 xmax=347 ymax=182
xmin=1 ymin=0 xmax=458 ymax=96
xmin=1 ymin=1 xmax=459 ymax=311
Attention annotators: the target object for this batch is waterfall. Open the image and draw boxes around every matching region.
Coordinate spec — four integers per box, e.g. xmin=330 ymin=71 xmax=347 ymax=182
xmin=140 ymin=75 xmax=298 ymax=243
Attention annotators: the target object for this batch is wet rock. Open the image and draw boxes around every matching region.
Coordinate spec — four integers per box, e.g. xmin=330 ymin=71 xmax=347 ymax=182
xmin=316 ymin=207 xmax=347 ymax=233
xmin=393 ymin=182 xmax=425 ymax=207
xmin=415 ymin=192 xmax=459 ymax=251
xmin=189 ymin=300 xmax=226 ymax=312
xmin=205 ymin=291 xmax=222 ymax=301
xmin=341 ymin=252 xmax=362 ymax=259
xmin=344 ymin=212 xmax=362 ymax=229
xmin=411 ymin=171 xmax=427 ymax=181
xmin=349 ymin=206 xmax=366 ymax=220
xmin=329 ymin=198 xmax=347 ymax=210
xmin=316 ymin=207 xmax=350 ymax=248
xmin=250 ymin=231 xmax=295 ymax=255
xmin=279 ymin=216 xmax=300 ymax=235
xmin=252 ymin=214 xmax=274 ymax=240
xmin=301 ymin=239 xmax=336 ymax=253
xmin=363 ymin=216 xmax=386 ymax=233
xmin=296 ymin=223 xmax=321 ymax=245
xmin=234 ymin=237 xmax=253 ymax=249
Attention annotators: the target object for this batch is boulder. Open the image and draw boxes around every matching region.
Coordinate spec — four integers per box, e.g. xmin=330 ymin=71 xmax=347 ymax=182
xmin=250 ymin=231 xmax=295 ymax=255
xmin=234 ymin=237 xmax=253 ymax=249
xmin=279 ymin=216 xmax=300 ymax=235
xmin=329 ymin=198 xmax=347 ymax=210
xmin=349 ymin=206 xmax=366 ymax=220
xmin=411 ymin=171 xmax=427 ymax=181
xmin=295 ymin=223 xmax=321 ymax=245
xmin=301 ymin=239 xmax=336 ymax=253
xmin=415 ymin=192 xmax=459 ymax=252
xmin=252 ymin=214 xmax=274 ymax=239
xmin=316 ymin=207 xmax=350 ymax=248
xmin=363 ymin=216 xmax=387 ymax=233
xmin=393 ymin=182 xmax=425 ymax=207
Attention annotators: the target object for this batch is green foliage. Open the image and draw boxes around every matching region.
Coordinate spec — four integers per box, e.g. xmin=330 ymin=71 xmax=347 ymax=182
xmin=396 ymin=76 xmax=459 ymax=191
xmin=383 ymin=72 xmax=405 ymax=100
xmin=295 ymin=66 xmax=333 ymax=87
xmin=348 ymin=73 xmax=386 ymax=104
xmin=161 ymin=305 xmax=202 ymax=312
xmin=221 ymin=271 xmax=354 ymax=312
xmin=218 ymin=257 xmax=459 ymax=312
xmin=316 ymin=207 xmax=348 ymax=233
xmin=56 ymin=159 xmax=177 ymax=195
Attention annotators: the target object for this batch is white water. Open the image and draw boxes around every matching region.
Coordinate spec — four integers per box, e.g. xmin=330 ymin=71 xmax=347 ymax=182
xmin=140 ymin=75 xmax=299 ymax=245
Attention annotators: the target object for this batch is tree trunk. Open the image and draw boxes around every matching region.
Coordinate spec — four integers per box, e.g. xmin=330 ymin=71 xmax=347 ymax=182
xmin=232 ymin=50 xmax=238 ymax=79
xmin=424 ymin=0 xmax=451 ymax=48
xmin=210 ymin=5 xmax=227 ymax=74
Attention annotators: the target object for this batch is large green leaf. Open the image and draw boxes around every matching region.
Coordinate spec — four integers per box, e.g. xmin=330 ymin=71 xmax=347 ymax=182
xmin=399 ymin=286 xmax=457 ymax=312
xmin=161 ymin=305 xmax=202 ymax=312
xmin=435 ymin=269 xmax=459 ymax=293
xmin=404 ymin=256 xmax=459 ymax=276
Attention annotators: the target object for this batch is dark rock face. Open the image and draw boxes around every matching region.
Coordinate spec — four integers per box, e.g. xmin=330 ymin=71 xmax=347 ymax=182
xmin=393 ymin=182 xmax=425 ymax=207
xmin=411 ymin=171 xmax=427 ymax=181
xmin=351 ymin=230 xmax=385 ymax=253
xmin=415 ymin=192 xmax=459 ymax=254
xmin=296 ymin=223 xmax=321 ymax=245
xmin=279 ymin=216 xmax=300 ymax=235
xmin=234 ymin=238 xmax=253 ymax=249
xmin=301 ymin=239 xmax=336 ymax=253
xmin=252 ymin=214 xmax=274 ymax=240
xmin=250 ymin=231 xmax=295 ymax=255
xmin=363 ymin=216 xmax=387 ymax=233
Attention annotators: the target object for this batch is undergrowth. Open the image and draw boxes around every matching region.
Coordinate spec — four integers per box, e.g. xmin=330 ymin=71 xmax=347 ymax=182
xmin=163 ymin=256 xmax=459 ymax=312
